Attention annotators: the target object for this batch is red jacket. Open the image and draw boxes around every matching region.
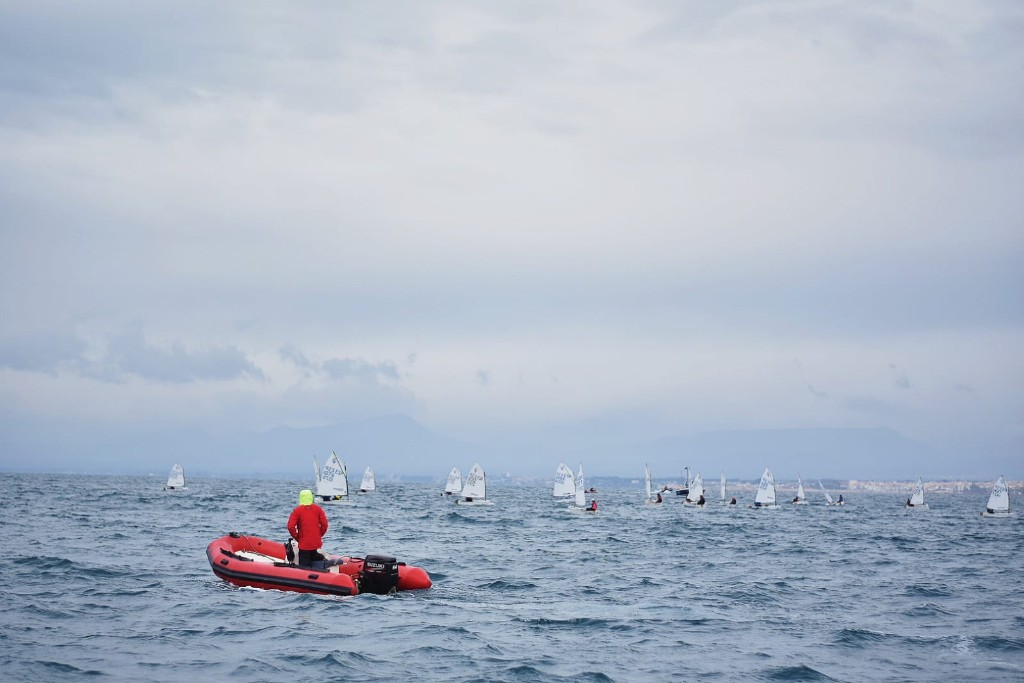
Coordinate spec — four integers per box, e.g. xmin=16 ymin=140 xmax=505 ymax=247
xmin=287 ymin=504 xmax=329 ymax=550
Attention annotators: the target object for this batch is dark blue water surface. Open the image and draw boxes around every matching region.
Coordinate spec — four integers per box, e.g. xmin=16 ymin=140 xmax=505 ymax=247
xmin=1 ymin=473 xmax=1022 ymax=682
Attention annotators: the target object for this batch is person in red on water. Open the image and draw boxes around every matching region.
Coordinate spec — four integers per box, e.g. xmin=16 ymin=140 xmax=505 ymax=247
xmin=287 ymin=489 xmax=329 ymax=567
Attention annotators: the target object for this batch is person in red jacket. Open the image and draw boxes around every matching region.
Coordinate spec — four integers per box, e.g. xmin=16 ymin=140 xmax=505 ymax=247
xmin=287 ymin=489 xmax=329 ymax=567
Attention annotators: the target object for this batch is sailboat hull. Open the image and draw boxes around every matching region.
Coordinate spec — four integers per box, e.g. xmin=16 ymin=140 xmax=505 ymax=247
xmin=455 ymin=499 xmax=494 ymax=506
xmin=206 ymin=534 xmax=431 ymax=596
xmin=981 ymin=510 xmax=1011 ymax=517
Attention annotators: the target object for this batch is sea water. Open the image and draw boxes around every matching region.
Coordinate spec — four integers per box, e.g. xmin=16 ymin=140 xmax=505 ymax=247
xmin=1 ymin=473 xmax=1022 ymax=682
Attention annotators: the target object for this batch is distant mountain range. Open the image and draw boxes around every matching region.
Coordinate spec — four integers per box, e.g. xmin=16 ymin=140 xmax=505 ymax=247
xmin=0 ymin=413 xmax=1018 ymax=480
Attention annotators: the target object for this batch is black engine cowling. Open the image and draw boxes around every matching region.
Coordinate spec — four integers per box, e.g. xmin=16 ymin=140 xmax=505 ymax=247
xmin=359 ymin=554 xmax=399 ymax=595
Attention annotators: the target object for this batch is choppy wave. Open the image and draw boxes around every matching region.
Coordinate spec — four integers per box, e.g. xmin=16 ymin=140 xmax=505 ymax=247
xmin=0 ymin=473 xmax=1022 ymax=682
xmin=760 ymin=664 xmax=835 ymax=681
xmin=973 ymin=636 xmax=1024 ymax=652
xmin=902 ymin=582 xmax=954 ymax=598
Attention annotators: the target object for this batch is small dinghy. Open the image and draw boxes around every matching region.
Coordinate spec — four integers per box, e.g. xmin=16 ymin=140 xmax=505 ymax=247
xmin=358 ymin=466 xmax=376 ymax=494
xmin=567 ymin=463 xmax=597 ymax=513
xmin=206 ymin=533 xmax=431 ymax=596
xmin=644 ymin=463 xmax=662 ymax=505
xmin=442 ymin=466 xmax=462 ymax=497
xmin=684 ymin=472 xmax=706 ymax=507
xmin=981 ymin=475 xmax=1011 ymax=518
xmin=163 ymin=463 xmax=187 ymax=491
xmin=819 ymin=481 xmax=844 ymax=506
xmin=792 ymin=475 xmax=808 ymax=505
xmin=456 ymin=463 xmax=494 ymax=506
xmin=750 ymin=468 xmax=780 ymax=509
xmin=905 ymin=477 xmax=929 ymax=510
xmin=553 ymin=462 xmax=575 ymax=502
xmin=314 ymin=452 xmax=354 ymax=505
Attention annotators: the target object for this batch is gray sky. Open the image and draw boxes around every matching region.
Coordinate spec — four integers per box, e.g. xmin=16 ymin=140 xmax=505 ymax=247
xmin=1 ymin=1 xmax=1022 ymax=470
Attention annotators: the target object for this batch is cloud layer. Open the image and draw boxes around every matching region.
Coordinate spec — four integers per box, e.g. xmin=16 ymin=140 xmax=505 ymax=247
xmin=1 ymin=1 xmax=1021 ymax=470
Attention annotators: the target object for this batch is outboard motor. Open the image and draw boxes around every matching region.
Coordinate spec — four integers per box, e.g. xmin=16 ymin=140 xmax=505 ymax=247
xmin=359 ymin=554 xmax=399 ymax=595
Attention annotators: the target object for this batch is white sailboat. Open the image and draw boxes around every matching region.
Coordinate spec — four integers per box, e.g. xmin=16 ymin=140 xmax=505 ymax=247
xmin=720 ymin=473 xmax=727 ymax=503
xmin=315 ymin=451 xmax=353 ymax=505
xmin=456 ymin=463 xmax=494 ymax=506
xmin=818 ymin=481 xmax=843 ymax=506
xmin=792 ymin=475 xmax=808 ymax=505
xmin=358 ymin=466 xmax=376 ymax=494
xmin=750 ymin=468 xmax=779 ymax=509
xmin=443 ymin=466 xmax=462 ymax=496
xmin=644 ymin=463 xmax=662 ymax=504
xmin=981 ymin=475 xmax=1011 ymax=517
xmin=684 ymin=472 xmax=706 ymax=507
xmin=905 ymin=477 xmax=928 ymax=510
xmin=568 ymin=463 xmax=596 ymax=512
xmin=163 ymin=463 xmax=187 ymax=491
xmin=553 ymin=462 xmax=575 ymax=501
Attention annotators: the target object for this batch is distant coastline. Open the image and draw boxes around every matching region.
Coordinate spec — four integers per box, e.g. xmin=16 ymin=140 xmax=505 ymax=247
xmin=1 ymin=470 xmax=1019 ymax=495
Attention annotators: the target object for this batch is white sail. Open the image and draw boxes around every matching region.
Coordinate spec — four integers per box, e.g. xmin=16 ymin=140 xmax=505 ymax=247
xmin=553 ymin=462 xmax=575 ymax=499
xmin=720 ymin=473 xmax=727 ymax=502
xmin=754 ymin=468 xmax=776 ymax=506
xmin=986 ymin=475 xmax=1010 ymax=513
xmin=359 ymin=466 xmax=376 ymax=492
xmin=818 ymin=481 xmax=834 ymax=505
xmin=574 ymin=463 xmax=586 ymax=508
xmin=313 ymin=455 xmax=327 ymax=497
xmin=461 ymin=463 xmax=487 ymax=500
xmin=165 ymin=463 xmax=185 ymax=489
xmin=318 ymin=451 xmax=349 ymax=498
xmin=645 ymin=463 xmax=653 ymax=500
xmin=444 ymin=466 xmax=462 ymax=494
xmin=686 ymin=473 xmax=705 ymax=504
xmin=790 ymin=475 xmax=806 ymax=501
xmin=909 ymin=477 xmax=925 ymax=507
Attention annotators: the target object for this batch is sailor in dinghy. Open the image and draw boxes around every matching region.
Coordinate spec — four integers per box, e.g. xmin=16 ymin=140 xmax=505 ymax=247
xmin=567 ymin=464 xmax=597 ymax=513
xmin=643 ymin=463 xmax=662 ymax=505
xmin=791 ymin=475 xmax=808 ymax=505
xmin=684 ymin=473 xmax=706 ymax=507
xmin=443 ymin=466 xmax=462 ymax=497
xmin=314 ymin=451 xmax=354 ymax=505
xmin=905 ymin=477 xmax=928 ymax=510
xmin=553 ymin=462 xmax=575 ymax=502
xmin=358 ymin=466 xmax=376 ymax=494
xmin=819 ymin=481 xmax=843 ymax=507
xmin=456 ymin=463 xmax=494 ymax=506
xmin=981 ymin=475 xmax=1011 ymax=517
xmin=163 ymin=463 xmax=187 ymax=491
xmin=750 ymin=468 xmax=780 ymax=509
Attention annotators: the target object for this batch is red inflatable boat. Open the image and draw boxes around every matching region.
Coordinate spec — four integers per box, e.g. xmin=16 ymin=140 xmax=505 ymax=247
xmin=206 ymin=533 xmax=432 ymax=597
